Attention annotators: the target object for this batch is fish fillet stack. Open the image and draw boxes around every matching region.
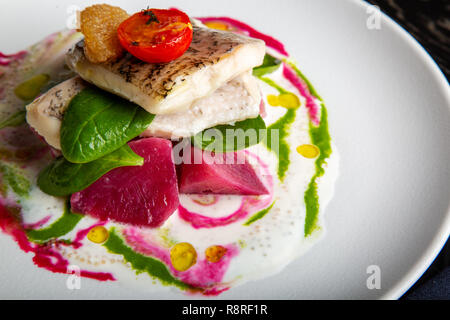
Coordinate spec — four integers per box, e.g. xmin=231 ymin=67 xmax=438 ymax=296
xmin=26 ymin=20 xmax=266 ymax=149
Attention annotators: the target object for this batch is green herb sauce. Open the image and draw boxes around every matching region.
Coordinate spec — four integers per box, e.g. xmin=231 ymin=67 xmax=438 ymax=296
xmin=243 ymin=202 xmax=275 ymax=226
xmin=284 ymin=61 xmax=333 ymax=237
xmin=259 ymin=64 xmax=333 ymax=237
xmin=103 ymin=229 xmax=193 ymax=291
xmin=26 ymin=202 xmax=83 ymax=242
xmin=258 ymin=76 xmax=297 ymax=181
xmin=304 ymin=105 xmax=332 ymax=236
xmin=0 ymin=162 xmax=31 ymax=198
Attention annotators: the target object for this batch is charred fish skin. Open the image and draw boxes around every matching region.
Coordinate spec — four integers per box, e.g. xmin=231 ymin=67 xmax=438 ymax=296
xmin=66 ymin=23 xmax=266 ymax=115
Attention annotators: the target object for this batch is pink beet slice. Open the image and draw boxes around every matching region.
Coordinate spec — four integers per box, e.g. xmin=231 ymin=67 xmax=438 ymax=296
xmin=178 ymin=147 xmax=269 ymax=195
xmin=71 ymin=138 xmax=179 ymax=228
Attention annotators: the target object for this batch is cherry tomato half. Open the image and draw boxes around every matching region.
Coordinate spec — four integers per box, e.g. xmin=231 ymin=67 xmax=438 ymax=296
xmin=117 ymin=8 xmax=193 ymax=64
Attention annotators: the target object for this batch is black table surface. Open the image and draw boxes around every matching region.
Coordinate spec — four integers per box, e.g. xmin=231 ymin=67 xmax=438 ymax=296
xmin=366 ymin=0 xmax=449 ymax=300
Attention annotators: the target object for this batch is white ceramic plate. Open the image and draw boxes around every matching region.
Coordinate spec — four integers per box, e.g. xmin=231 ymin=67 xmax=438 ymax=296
xmin=0 ymin=0 xmax=448 ymax=299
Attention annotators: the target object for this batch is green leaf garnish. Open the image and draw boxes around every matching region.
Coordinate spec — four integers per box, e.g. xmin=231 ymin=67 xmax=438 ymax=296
xmin=144 ymin=10 xmax=160 ymax=25
xmin=37 ymin=144 xmax=143 ymax=197
xmin=252 ymin=54 xmax=282 ymax=77
xmin=192 ymin=116 xmax=266 ymax=153
xmin=60 ymin=87 xmax=154 ymax=163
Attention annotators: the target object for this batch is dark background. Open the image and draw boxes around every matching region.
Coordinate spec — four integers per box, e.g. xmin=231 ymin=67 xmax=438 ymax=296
xmin=367 ymin=0 xmax=449 ymax=79
xmin=366 ymin=0 xmax=449 ymax=300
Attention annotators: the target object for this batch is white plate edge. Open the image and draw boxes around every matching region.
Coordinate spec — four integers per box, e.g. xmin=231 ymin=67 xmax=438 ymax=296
xmin=352 ymin=0 xmax=450 ymax=300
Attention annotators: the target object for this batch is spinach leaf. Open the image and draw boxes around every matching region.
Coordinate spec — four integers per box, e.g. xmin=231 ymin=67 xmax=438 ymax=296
xmin=37 ymin=144 xmax=143 ymax=196
xmin=253 ymin=54 xmax=282 ymax=77
xmin=0 ymin=110 xmax=26 ymax=129
xmin=192 ymin=116 xmax=266 ymax=153
xmin=60 ymin=87 xmax=154 ymax=163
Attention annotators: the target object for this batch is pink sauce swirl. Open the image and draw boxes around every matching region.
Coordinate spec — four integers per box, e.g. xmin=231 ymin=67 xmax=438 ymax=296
xmin=22 ymin=215 xmax=51 ymax=230
xmin=282 ymin=63 xmax=321 ymax=125
xmin=0 ymin=51 xmax=27 ymax=66
xmin=0 ymin=202 xmax=115 ymax=282
xmin=197 ymin=16 xmax=289 ymax=56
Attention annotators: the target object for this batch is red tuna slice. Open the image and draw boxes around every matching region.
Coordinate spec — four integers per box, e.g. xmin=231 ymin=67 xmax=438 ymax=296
xmin=178 ymin=147 xmax=269 ymax=195
xmin=71 ymin=138 xmax=179 ymax=228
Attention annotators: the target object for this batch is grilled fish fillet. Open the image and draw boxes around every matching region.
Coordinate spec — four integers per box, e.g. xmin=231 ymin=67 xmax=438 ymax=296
xmin=26 ymin=74 xmax=261 ymax=149
xmin=65 ymin=22 xmax=265 ymax=115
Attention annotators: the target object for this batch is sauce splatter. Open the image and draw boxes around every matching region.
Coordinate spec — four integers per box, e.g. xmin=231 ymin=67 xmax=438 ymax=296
xmin=121 ymin=226 xmax=239 ymax=295
xmin=14 ymin=74 xmax=50 ymax=101
xmin=0 ymin=202 xmax=115 ymax=281
xmin=205 ymin=245 xmax=227 ymax=263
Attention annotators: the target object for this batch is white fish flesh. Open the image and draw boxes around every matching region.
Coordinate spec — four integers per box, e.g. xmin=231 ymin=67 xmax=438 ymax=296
xmin=25 ymin=73 xmax=261 ymax=149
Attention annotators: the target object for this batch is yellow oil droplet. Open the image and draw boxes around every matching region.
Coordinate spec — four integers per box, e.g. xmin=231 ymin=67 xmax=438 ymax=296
xmin=204 ymin=21 xmax=229 ymax=30
xmin=14 ymin=74 xmax=50 ymax=101
xmin=267 ymin=94 xmax=279 ymax=106
xmin=267 ymin=93 xmax=300 ymax=109
xmin=170 ymin=242 xmax=197 ymax=271
xmin=278 ymin=93 xmax=300 ymax=109
xmin=205 ymin=245 xmax=227 ymax=263
xmin=297 ymin=144 xmax=320 ymax=159
xmin=87 ymin=226 xmax=109 ymax=244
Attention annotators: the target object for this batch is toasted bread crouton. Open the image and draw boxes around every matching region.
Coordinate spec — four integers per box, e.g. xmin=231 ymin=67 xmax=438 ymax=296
xmin=79 ymin=4 xmax=129 ymax=63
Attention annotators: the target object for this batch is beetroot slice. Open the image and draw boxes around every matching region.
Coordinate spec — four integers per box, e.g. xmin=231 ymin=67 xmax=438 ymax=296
xmin=70 ymin=138 xmax=179 ymax=228
xmin=178 ymin=147 xmax=269 ymax=195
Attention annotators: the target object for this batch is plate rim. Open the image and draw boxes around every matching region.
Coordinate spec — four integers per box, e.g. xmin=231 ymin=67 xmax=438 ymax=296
xmin=353 ymin=0 xmax=450 ymax=300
